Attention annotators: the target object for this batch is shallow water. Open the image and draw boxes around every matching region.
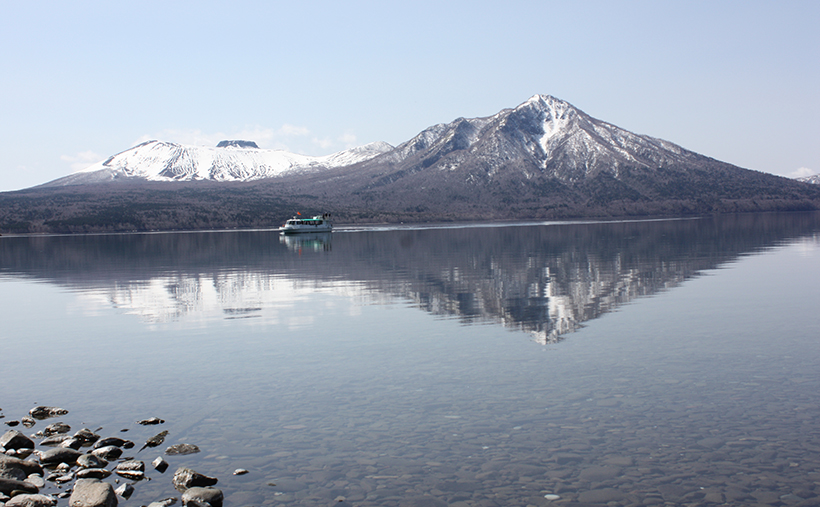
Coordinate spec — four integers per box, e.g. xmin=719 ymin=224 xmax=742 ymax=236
xmin=2 ymin=212 xmax=819 ymax=506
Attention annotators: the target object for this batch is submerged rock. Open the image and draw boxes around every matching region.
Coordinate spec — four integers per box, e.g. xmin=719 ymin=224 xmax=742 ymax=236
xmin=21 ymin=417 xmax=35 ymax=429
xmin=172 ymin=467 xmax=217 ymax=492
xmin=70 ymin=478 xmax=117 ymax=507
xmin=165 ymin=444 xmax=199 ymax=456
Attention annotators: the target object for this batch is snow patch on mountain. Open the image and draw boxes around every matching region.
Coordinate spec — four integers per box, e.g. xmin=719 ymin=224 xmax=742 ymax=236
xmin=61 ymin=140 xmax=393 ymax=185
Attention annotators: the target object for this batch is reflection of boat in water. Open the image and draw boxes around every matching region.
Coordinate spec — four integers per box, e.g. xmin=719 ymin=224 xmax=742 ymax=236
xmin=279 ymin=213 xmax=332 ymax=234
xmin=279 ymin=232 xmax=332 ymax=252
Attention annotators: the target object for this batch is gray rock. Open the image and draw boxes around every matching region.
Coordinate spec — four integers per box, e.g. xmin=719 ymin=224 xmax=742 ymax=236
xmin=1 ymin=452 xmax=40 ymax=475
xmin=181 ymin=487 xmax=223 ymax=507
xmin=152 ymin=456 xmax=169 ymax=473
xmin=58 ymin=438 xmax=83 ymax=450
xmin=69 ymin=478 xmax=117 ymax=507
xmin=139 ymin=431 xmax=168 ymax=451
xmin=146 ymin=498 xmax=177 ymax=507
xmin=25 ymin=475 xmax=45 ymax=489
xmin=137 ymin=418 xmax=165 ymax=426
xmin=4 ymin=421 xmax=20 ymax=427
xmin=37 ymin=448 xmax=82 ymax=466
xmin=114 ymin=461 xmax=144 ymax=480
xmin=20 ymin=418 xmax=35 ymax=429
xmin=71 ymin=429 xmax=99 ymax=446
xmin=0 ymin=478 xmax=39 ymax=495
xmin=0 ymin=466 xmax=26 ymax=481
xmin=53 ymin=472 xmax=74 ymax=484
xmin=90 ymin=447 xmax=122 ymax=461
xmin=172 ymin=468 xmax=217 ymax=492
xmin=165 ymin=444 xmax=199 ymax=456
xmin=28 ymin=408 xmax=67 ymax=421
xmin=42 ymin=424 xmax=70 ymax=437
xmin=77 ymin=455 xmax=107 ymax=469
xmin=76 ymin=469 xmax=111 ymax=480
xmin=38 ymin=435 xmax=70 ymax=447
xmin=232 ymin=469 xmax=248 ymax=476
xmin=0 ymin=431 xmax=35 ymax=451
xmin=2 ymin=449 xmax=33 ymax=460
xmin=4 ymin=493 xmax=56 ymax=507
xmin=113 ymin=483 xmax=133 ymax=500
xmin=92 ymin=438 xmax=131 ymax=450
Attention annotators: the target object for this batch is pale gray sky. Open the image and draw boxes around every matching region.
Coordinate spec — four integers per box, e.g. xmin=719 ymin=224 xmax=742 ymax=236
xmin=1 ymin=0 xmax=818 ymax=191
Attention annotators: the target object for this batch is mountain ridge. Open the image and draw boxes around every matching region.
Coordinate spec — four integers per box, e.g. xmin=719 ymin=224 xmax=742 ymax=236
xmin=41 ymin=139 xmax=393 ymax=187
xmin=3 ymin=94 xmax=820 ymax=234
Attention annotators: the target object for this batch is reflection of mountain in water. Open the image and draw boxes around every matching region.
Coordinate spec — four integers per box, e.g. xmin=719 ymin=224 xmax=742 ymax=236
xmin=2 ymin=212 xmax=818 ymax=342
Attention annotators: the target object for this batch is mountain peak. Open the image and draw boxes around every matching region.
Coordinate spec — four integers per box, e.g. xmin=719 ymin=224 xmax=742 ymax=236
xmin=216 ymin=140 xmax=259 ymax=149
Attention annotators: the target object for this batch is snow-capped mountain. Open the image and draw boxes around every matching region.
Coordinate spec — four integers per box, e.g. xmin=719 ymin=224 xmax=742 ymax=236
xmin=362 ymin=94 xmax=708 ymax=184
xmin=798 ymin=174 xmax=820 ymax=184
xmin=7 ymin=93 xmax=820 ymax=234
xmin=43 ymin=139 xmax=393 ymax=186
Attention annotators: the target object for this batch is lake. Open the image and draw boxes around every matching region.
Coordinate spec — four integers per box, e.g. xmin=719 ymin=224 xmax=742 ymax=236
xmin=1 ymin=212 xmax=819 ymax=507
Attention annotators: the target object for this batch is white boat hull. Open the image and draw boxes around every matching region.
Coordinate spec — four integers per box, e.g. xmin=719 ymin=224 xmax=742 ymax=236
xmin=279 ymin=214 xmax=332 ymax=234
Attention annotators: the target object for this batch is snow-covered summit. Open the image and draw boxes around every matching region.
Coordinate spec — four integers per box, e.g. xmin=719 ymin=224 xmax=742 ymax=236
xmin=46 ymin=140 xmax=393 ymax=186
xmin=377 ymin=93 xmax=700 ymax=183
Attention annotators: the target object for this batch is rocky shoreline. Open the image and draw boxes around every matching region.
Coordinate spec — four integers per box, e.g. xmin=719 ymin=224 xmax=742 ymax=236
xmin=1 ymin=406 xmax=236 ymax=507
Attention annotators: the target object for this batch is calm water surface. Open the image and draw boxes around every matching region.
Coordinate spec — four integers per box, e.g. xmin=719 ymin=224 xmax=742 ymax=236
xmin=1 ymin=212 xmax=819 ymax=507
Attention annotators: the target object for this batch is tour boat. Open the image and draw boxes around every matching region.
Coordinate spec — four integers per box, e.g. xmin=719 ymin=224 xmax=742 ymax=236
xmin=279 ymin=213 xmax=332 ymax=234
